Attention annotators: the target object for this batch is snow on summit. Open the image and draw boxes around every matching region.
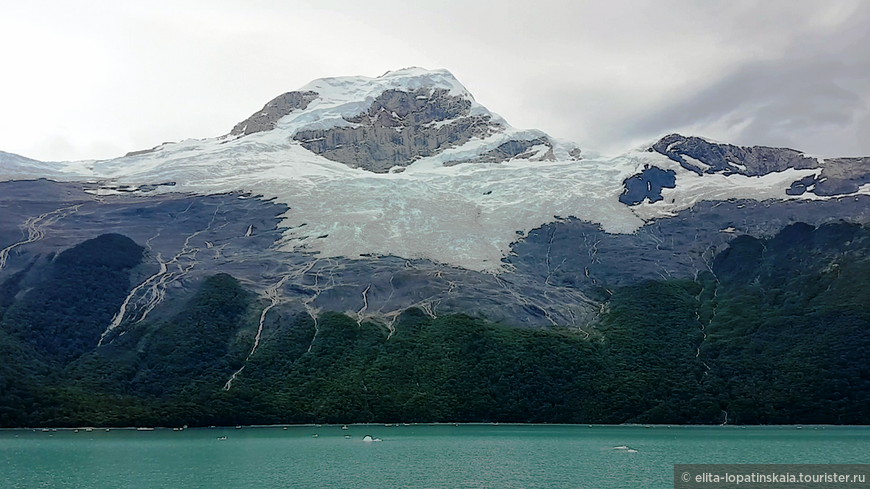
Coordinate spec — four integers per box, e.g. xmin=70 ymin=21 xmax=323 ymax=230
xmin=0 ymin=67 xmax=858 ymax=272
xmin=296 ymin=67 xmax=484 ymax=120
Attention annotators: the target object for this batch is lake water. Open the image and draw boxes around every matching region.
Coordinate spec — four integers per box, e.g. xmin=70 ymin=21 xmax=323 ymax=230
xmin=2 ymin=425 xmax=868 ymax=488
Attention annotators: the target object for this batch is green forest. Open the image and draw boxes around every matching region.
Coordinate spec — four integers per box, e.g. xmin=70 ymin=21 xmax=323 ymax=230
xmin=1 ymin=223 xmax=869 ymax=427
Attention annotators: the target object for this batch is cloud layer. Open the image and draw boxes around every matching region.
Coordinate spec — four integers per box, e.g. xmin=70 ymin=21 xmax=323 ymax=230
xmin=1 ymin=0 xmax=867 ymax=160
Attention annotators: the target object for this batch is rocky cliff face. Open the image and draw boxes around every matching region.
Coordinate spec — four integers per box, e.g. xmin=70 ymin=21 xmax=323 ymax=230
xmin=231 ymin=91 xmax=319 ymax=136
xmin=786 ymin=157 xmax=870 ymax=196
xmin=650 ymin=133 xmax=819 ymax=176
xmin=292 ymin=88 xmax=502 ymax=172
xmin=646 ymin=133 xmax=870 ymax=199
xmin=443 ymin=137 xmax=555 ymax=166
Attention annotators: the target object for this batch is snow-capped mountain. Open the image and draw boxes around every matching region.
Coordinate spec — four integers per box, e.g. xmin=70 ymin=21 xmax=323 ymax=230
xmin=3 ymin=67 xmax=870 ymax=427
xmin=1 ymin=66 xmax=870 ymax=332
xmin=4 ymin=67 xmax=868 ymax=274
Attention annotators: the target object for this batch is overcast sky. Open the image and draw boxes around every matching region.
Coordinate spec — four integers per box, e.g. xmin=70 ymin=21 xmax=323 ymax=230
xmin=2 ymin=0 xmax=868 ymax=161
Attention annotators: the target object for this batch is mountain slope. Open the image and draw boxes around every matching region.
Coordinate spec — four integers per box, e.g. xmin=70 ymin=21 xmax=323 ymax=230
xmin=1 ymin=67 xmax=869 ymax=426
xmin=2 ymin=223 xmax=868 ymax=426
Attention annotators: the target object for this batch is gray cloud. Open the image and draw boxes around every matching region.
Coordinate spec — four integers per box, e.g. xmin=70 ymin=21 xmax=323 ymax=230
xmin=623 ymin=2 xmax=870 ymax=155
xmin=1 ymin=1 xmax=867 ymax=160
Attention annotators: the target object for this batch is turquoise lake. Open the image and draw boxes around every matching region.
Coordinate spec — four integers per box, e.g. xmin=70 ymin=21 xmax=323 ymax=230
xmin=2 ymin=425 xmax=869 ymax=488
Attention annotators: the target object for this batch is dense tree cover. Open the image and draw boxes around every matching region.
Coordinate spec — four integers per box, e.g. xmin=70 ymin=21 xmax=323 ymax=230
xmin=1 ymin=234 xmax=144 ymax=362
xmin=0 ymin=264 xmax=32 ymax=319
xmin=0 ymin=328 xmax=41 ymax=426
xmin=701 ymin=222 xmax=870 ymax=424
xmin=0 ymin=234 xmax=145 ymax=426
xmin=1 ymin=223 xmax=869 ymax=427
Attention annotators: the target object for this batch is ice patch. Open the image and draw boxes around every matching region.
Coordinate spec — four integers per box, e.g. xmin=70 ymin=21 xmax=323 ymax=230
xmin=681 ymin=154 xmax=711 ymax=172
xmin=728 ymin=160 xmax=747 ymax=171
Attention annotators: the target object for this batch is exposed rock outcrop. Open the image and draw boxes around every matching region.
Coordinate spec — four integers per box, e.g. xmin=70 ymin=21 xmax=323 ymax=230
xmin=292 ymin=88 xmax=502 ymax=173
xmin=651 ymin=134 xmax=870 ymax=197
xmin=345 ymin=88 xmax=470 ymax=126
xmin=786 ymin=158 xmax=870 ymax=197
xmin=444 ymin=137 xmax=555 ymax=167
xmin=619 ymin=165 xmax=676 ymax=205
xmin=231 ymin=91 xmax=319 ymax=136
xmin=802 ymin=157 xmax=870 ymax=196
xmin=650 ymin=133 xmax=819 ymax=176
xmin=124 ymin=146 xmax=161 ymax=157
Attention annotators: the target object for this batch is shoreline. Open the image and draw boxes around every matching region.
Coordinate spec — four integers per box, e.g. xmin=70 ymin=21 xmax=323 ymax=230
xmin=3 ymin=423 xmax=867 ymax=432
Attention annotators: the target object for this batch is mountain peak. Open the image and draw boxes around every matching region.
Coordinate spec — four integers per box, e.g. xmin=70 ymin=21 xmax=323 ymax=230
xmin=299 ymin=66 xmax=472 ymax=101
xmin=227 ymin=67 xmax=568 ymax=173
xmin=231 ymin=67 xmax=483 ymax=140
xmin=5 ymin=67 xmax=868 ymax=273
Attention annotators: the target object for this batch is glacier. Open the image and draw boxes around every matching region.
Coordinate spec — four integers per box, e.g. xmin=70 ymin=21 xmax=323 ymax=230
xmin=0 ymin=67 xmax=865 ymax=272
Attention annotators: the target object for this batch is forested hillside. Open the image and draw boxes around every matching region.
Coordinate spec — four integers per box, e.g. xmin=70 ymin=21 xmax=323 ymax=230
xmin=1 ymin=223 xmax=869 ymax=427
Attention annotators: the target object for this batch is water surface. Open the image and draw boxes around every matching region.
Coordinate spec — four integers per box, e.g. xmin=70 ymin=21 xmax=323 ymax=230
xmin=2 ymin=425 xmax=868 ymax=488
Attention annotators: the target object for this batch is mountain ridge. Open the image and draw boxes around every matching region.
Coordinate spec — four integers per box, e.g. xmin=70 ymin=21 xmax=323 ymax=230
xmin=2 ymin=67 xmax=868 ymax=273
xmin=1 ymin=67 xmax=869 ymax=426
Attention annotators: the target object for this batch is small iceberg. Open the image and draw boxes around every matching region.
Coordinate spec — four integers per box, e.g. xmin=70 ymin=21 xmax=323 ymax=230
xmin=362 ymin=435 xmax=382 ymax=442
xmin=613 ymin=445 xmax=638 ymax=452
xmin=341 ymin=425 xmax=349 ymax=430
